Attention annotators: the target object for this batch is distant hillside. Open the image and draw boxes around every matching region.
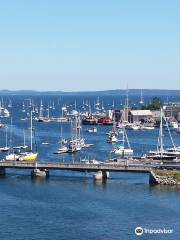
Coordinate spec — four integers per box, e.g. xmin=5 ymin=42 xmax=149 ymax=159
xmin=0 ymin=89 xmax=180 ymax=96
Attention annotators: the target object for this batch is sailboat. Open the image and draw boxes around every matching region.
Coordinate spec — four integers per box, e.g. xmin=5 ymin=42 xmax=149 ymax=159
xmin=22 ymin=102 xmax=26 ymax=112
xmin=76 ymin=116 xmax=85 ymax=148
xmin=67 ymin=120 xmax=82 ymax=153
xmin=139 ymin=89 xmax=144 ymax=104
xmin=54 ymin=125 xmax=68 ymax=154
xmin=113 ymin=124 xmax=133 ymax=157
xmin=8 ymin=99 xmax=12 ymax=108
xmin=52 ymin=101 xmax=55 ymax=110
xmin=0 ymin=126 xmax=10 ymax=152
xmin=0 ymin=100 xmax=10 ymax=118
xmin=113 ymin=108 xmax=133 ymax=157
xmin=36 ymin=100 xmax=44 ymax=122
xmin=31 ymin=161 xmax=49 ymax=177
xmin=107 ymin=113 xmax=118 ymax=143
xmin=6 ymin=118 xmax=21 ymax=161
xmin=145 ymin=108 xmax=179 ymax=161
xmin=20 ymin=112 xmax=38 ymax=161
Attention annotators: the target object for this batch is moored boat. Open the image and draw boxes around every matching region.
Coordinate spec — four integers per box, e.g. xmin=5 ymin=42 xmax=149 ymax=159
xmin=87 ymin=127 xmax=97 ymax=133
xmin=145 ymin=108 xmax=179 ymax=161
xmin=82 ymin=114 xmax=98 ymax=125
xmin=20 ymin=152 xmax=38 ymax=161
xmin=20 ymin=112 xmax=38 ymax=161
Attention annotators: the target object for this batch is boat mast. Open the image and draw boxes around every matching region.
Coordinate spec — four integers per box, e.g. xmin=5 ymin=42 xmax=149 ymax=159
xmin=159 ymin=108 xmax=164 ymax=156
xmin=140 ymin=89 xmax=144 ymax=104
xmin=74 ymin=100 xmax=77 ymax=112
xmin=112 ymin=112 xmax=116 ymax=133
xmin=126 ymin=83 xmax=129 ymax=122
xmin=60 ymin=125 xmax=65 ymax=148
xmin=121 ymin=108 xmax=130 ymax=149
xmin=89 ymin=101 xmax=91 ymax=114
xmin=30 ymin=111 xmax=33 ymax=151
xmin=39 ymin=100 xmax=43 ymax=118
xmin=23 ymin=129 xmax=26 ymax=148
xmin=163 ymin=110 xmax=176 ymax=149
xmin=5 ymin=126 xmax=8 ymax=148
xmin=47 ymin=104 xmax=50 ymax=118
xmin=125 ymin=126 xmax=131 ymax=149
xmin=122 ymin=126 xmax=125 ymax=148
xmin=9 ymin=118 xmax=13 ymax=151
xmin=75 ymin=116 xmax=78 ymax=143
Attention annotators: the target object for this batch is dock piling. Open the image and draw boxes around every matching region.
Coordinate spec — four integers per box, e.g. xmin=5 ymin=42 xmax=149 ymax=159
xmin=0 ymin=167 xmax=6 ymax=176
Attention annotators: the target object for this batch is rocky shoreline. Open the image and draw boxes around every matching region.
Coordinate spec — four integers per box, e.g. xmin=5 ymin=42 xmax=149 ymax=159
xmin=150 ymin=170 xmax=180 ymax=185
xmin=155 ymin=175 xmax=180 ymax=185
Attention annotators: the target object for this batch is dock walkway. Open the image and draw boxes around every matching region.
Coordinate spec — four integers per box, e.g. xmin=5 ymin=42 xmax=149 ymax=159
xmin=0 ymin=161 xmax=151 ymax=172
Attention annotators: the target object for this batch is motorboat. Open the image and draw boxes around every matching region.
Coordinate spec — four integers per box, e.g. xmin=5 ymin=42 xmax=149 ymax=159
xmin=0 ymin=107 xmax=10 ymax=118
xmin=169 ymin=121 xmax=178 ymax=130
xmin=176 ymin=128 xmax=180 ymax=134
xmin=0 ymin=123 xmax=5 ymax=128
xmin=125 ymin=123 xmax=140 ymax=130
xmin=54 ymin=146 xmax=68 ymax=154
xmin=107 ymin=133 xmax=118 ymax=143
xmin=41 ymin=142 xmax=49 ymax=145
xmin=0 ymin=147 xmax=9 ymax=152
xmin=114 ymin=146 xmax=133 ymax=156
xmin=141 ymin=125 xmax=155 ymax=130
xmin=87 ymin=127 xmax=97 ymax=133
xmin=82 ymin=114 xmax=98 ymax=125
xmin=6 ymin=153 xmax=20 ymax=161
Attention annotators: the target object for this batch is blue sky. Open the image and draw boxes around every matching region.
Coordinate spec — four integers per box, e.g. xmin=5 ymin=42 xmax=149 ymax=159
xmin=0 ymin=0 xmax=179 ymax=91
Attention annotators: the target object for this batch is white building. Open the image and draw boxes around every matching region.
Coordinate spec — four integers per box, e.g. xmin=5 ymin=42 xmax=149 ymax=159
xmin=129 ymin=110 xmax=152 ymax=123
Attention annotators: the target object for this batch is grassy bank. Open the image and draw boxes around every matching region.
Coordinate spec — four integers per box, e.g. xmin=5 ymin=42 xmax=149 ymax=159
xmin=154 ymin=170 xmax=180 ymax=181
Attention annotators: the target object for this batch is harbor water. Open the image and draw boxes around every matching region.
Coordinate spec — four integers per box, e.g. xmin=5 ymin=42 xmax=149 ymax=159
xmin=0 ymin=94 xmax=180 ymax=239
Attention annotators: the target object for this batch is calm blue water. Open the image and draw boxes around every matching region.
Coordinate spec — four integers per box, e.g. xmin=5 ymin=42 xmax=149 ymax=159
xmin=0 ymin=94 xmax=180 ymax=240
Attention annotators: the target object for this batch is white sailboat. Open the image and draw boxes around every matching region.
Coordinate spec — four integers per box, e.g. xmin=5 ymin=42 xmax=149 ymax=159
xmin=0 ymin=126 xmax=9 ymax=152
xmin=31 ymin=161 xmax=49 ymax=177
xmin=20 ymin=112 xmax=38 ymax=161
xmin=139 ymin=89 xmax=144 ymax=104
xmin=67 ymin=119 xmax=82 ymax=153
xmin=113 ymin=125 xmax=133 ymax=157
xmin=54 ymin=125 xmax=68 ymax=154
xmin=8 ymin=99 xmax=12 ymax=108
xmin=6 ymin=118 xmax=21 ymax=161
xmin=107 ymin=113 xmax=118 ymax=143
xmin=22 ymin=102 xmax=26 ymax=112
xmin=146 ymin=108 xmax=179 ymax=160
xmin=113 ymin=108 xmax=133 ymax=157
xmin=36 ymin=100 xmax=44 ymax=121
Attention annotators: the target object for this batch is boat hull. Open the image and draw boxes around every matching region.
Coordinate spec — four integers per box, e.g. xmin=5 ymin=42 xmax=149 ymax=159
xmin=21 ymin=153 xmax=38 ymax=161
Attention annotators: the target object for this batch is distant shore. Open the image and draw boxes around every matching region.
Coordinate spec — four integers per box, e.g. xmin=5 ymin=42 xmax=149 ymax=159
xmin=0 ymin=89 xmax=180 ymax=96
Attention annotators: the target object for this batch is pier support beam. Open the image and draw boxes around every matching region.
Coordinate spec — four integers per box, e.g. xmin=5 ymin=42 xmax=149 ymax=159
xmin=0 ymin=167 xmax=6 ymax=176
xmin=103 ymin=171 xmax=110 ymax=179
xmin=149 ymin=171 xmax=158 ymax=184
xmin=93 ymin=171 xmax=109 ymax=181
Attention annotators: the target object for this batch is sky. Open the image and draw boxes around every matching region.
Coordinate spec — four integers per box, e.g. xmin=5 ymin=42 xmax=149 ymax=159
xmin=0 ymin=0 xmax=179 ymax=91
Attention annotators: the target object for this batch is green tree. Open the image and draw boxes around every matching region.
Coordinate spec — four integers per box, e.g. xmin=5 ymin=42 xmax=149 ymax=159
xmin=141 ymin=97 xmax=162 ymax=110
